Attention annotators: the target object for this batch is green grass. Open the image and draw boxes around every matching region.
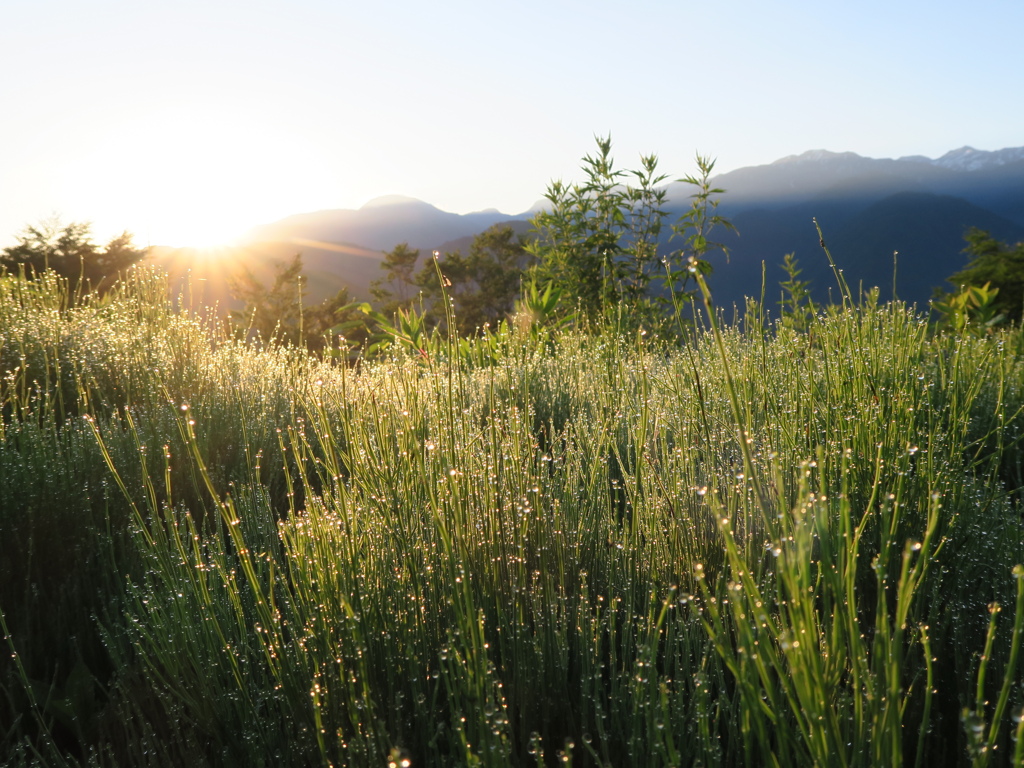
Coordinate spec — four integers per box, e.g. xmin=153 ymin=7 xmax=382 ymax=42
xmin=2 ymin=268 xmax=1023 ymax=766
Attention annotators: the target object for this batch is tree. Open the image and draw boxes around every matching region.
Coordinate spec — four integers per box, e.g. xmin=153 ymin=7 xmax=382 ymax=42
xmin=415 ymin=225 xmax=534 ymax=334
xmin=370 ymin=243 xmax=421 ymax=314
xmin=229 ymin=253 xmax=307 ymax=344
xmin=229 ymin=253 xmax=370 ymax=354
xmin=935 ymin=228 xmax=1024 ymax=327
xmin=1 ymin=217 xmax=147 ymax=295
xmin=304 ymin=285 xmax=372 ymax=356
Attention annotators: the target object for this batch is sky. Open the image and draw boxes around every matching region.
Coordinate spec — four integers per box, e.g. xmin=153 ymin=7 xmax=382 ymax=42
xmin=1 ymin=0 xmax=1022 ymax=249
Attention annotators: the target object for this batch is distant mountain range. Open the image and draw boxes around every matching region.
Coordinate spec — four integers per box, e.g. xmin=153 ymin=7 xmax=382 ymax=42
xmin=247 ymin=194 xmax=520 ymax=253
xmin=699 ymin=146 xmax=1024 ymax=308
xmin=147 ymin=145 xmax=1024 ymax=312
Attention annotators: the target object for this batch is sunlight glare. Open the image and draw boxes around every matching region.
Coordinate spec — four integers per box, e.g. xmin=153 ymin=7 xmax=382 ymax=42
xmin=63 ymin=107 xmax=325 ymax=249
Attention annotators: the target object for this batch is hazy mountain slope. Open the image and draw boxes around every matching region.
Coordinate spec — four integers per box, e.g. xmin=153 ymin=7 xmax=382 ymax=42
xmin=247 ymin=196 xmax=517 ymax=253
xmin=147 ymin=239 xmax=384 ymax=310
xmin=830 ymin=192 xmax=1024 ymax=304
xmin=703 ymin=193 xmax=1024 ymax=311
xmin=432 ymin=219 xmax=534 ymax=260
xmin=682 ymin=149 xmax=1024 ymax=310
xmin=701 ymin=202 xmax=846 ymax=311
xmin=678 ymin=149 xmax=1024 ymax=223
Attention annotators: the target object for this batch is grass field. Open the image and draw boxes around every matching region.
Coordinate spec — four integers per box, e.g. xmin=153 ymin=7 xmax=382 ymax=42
xmin=2 ymin=267 xmax=1023 ymax=766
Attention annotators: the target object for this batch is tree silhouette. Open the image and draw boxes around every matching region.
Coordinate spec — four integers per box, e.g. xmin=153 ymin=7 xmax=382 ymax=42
xmin=370 ymin=242 xmax=421 ymax=314
xmin=229 ymin=253 xmax=307 ymax=344
xmin=229 ymin=253 xmax=369 ymax=354
xmin=1 ymin=217 xmax=147 ymax=295
xmin=415 ymin=225 xmax=534 ymax=334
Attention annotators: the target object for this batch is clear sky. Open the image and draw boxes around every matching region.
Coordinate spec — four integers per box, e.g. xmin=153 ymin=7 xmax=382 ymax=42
xmin=2 ymin=0 xmax=1022 ymax=248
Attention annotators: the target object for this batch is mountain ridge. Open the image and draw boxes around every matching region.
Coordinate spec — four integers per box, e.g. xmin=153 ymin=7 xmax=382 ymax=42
xmin=245 ymin=144 xmax=1024 ymax=237
xmin=151 ymin=144 xmax=1024 ymax=311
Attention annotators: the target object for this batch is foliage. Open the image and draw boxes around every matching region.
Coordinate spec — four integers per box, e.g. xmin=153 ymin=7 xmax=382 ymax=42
xmin=778 ymin=252 xmax=816 ymax=332
xmin=513 ymin=277 xmax=574 ymax=339
xmin=414 ymin=225 xmax=535 ymax=334
xmin=307 ymin=285 xmax=372 ymax=355
xmin=229 ymin=252 xmax=369 ymax=353
xmin=658 ymin=154 xmax=737 ymax=336
xmin=933 ymin=282 xmax=1005 ymax=336
xmin=935 ymin=228 xmax=1024 ymax=328
xmin=370 ymin=242 xmax=421 ymax=315
xmin=229 ymin=252 xmax=306 ymax=342
xmin=665 ymin=154 xmax=736 ymax=286
xmin=0 ymin=217 xmax=147 ymax=296
xmin=528 ymin=138 xmax=734 ymax=334
xmin=359 ymin=301 xmax=440 ymax=360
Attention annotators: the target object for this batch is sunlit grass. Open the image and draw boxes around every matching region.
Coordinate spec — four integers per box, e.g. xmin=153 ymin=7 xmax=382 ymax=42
xmin=1 ymin=268 xmax=1023 ymax=766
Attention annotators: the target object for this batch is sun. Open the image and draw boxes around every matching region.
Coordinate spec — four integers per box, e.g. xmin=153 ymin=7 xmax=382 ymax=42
xmin=63 ymin=106 xmax=322 ymax=249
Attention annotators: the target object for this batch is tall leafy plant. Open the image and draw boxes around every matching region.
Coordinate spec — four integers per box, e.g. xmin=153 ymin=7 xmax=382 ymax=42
xmin=526 ymin=136 xmax=670 ymax=321
xmin=528 ymin=140 xmax=734 ymax=335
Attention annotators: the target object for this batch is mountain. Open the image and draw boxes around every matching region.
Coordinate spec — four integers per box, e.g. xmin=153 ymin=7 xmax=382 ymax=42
xmin=431 ymin=219 xmax=535 ymax=265
xmin=706 ymin=192 xmax=1024 ymax=311
xmin=247 ymin=196 xmax=518 ymax=253
xmin=144 ymin=145 xmax=1024 ymax=312
xmin=925 ymin=146 xmax=1024 ymax=172
xmin=678 ymin=147 xmax=1024 ymax=309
